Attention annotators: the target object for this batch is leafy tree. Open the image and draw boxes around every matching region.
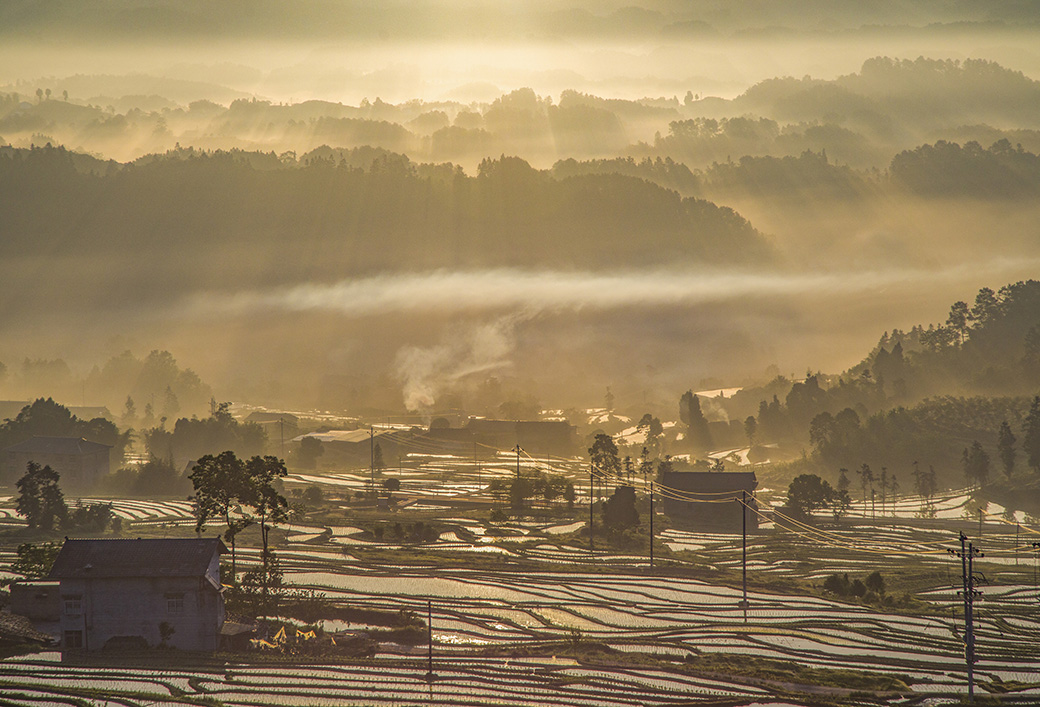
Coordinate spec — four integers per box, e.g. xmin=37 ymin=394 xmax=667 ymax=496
xmin=784 ymin=474 xmax=834 ymax=519
xmin=679 ymin=391 xmax=713 ymax=452
xmin=588 ymin=433 xmax=620 ymax=478
xmin=998 ymin=419 xmax=1017 ymax=479
xmin=823 ymin=573 xmax=850 ymax=595
xmin=66 ymin=502 xmax=114 ymax=533
xmin=162 ymin=385 xmax=180 ymax=418
xmin=831 ymin=488 xmax=852 ymax=520
xmin=3 ymin=542 xmax=61 ymax=586
xmin=946 ymin=301 xmax=970 ymax=344
xmin=864 ymin=570 xmax=885 ymax=594
xmin=373 ymin=442 xmax=386 ymax=472
xmin=563 ymin=482 xmax=576 ymax=510
xmin=655 ymin=455 xmax=674 ymax=480
xmin=122 ymin=396 xmax=137 ymax=426
xmin=855 ymin=464 xmax=874 ymax=507
xmin=294 ymin=436 xmax=324 ymax=469
xmin=601 ymin=485 xmax=639 ymax=530
xmin=302 ymin=485 xmax=324 ymax=506
xmin=189 ymin=451 xmax=253 ymax=577
xmin=1025 ymin=396 xmax=1040 ymax=474
xmin=836 ymin=467 xmax=850 ymax=495
xmin=743 ymin=415 xmax=757 ymax=447
xmin=963 ymin=440 xmax=990 ymax=487
xmin=383 ymin=476 xmax=401 ymax=498
xmin=244 ymin=455 xmax=289 ymax=568
xmin=16 ymin=462 xmax=68 ymax=531
xmin=636 ymin=414 xmax=663 ymax=457
xmin=132 ymin=457 xmax=189 ymax=496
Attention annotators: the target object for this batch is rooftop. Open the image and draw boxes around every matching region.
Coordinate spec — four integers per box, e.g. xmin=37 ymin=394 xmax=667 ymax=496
xmin=48 ymin=538 xmax=225 ymax=580
xmin=4 ymin=436 xmax=111 ymax=455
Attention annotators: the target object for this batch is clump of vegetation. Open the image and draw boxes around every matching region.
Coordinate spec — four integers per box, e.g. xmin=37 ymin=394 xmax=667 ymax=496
xmin=821 ymin=570 xmax=926 ymax=610
xmin=682 ymin=651 xmax=912 ymax=691
xmin=15 ymin=461 xmax=117 ymax=533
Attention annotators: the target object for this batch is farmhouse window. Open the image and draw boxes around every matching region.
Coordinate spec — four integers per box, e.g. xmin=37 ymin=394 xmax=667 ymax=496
xmin=63 ymin=597 xmax=82 ymax=613
xmin=166 ymin=593 xmax=185 ymax=612
xmin=64 ymin=630 xmax=83 ymax=649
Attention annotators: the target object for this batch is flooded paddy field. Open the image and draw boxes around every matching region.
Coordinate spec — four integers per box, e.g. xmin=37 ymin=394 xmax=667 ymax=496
xmin=3 ymin=455 xmax=1040 ymax=706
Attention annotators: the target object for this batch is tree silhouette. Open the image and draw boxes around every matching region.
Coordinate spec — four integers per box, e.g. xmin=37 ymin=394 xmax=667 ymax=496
xmin=601 ymin=485 xmax=639 ymax=530
xmin=1025 ymin=396 xmax=1040 ymax=474
xmin=998 ymin=419 xmax=1017 ymax=479
xmin=189 ymin=451 xmax=253 ymax=577
xmin=588 ymin=433 xmax=620 ymax=478
xmin=16 ymin=462 xmax=68 ymax=530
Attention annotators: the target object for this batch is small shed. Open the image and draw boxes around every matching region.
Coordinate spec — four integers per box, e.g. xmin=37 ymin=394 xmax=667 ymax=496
xmin=47 ymin=538 xmax=226 ymax=652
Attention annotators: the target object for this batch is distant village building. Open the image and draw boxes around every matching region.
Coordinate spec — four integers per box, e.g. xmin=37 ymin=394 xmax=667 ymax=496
xmin=2 ymin=436 xmax=111 ymax=491
xmin=46 ymin=538 xmax=226 ymax=651
xmin=659 ymin=470 xmax=759 ymax=533
xmin=465 ymin=419 xmax=578 ymax=457
xmin=291 ymin=427 xmax=406 ymax=465
xmin=244 ymin=412 xmax=300 ymax=442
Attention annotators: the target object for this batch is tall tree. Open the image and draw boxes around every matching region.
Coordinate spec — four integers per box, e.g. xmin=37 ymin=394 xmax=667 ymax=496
xmin=856 ymin=463 xmax=874 ymax=507
xmin=15 ymin=462 xmax=68 ymax=531
xmin=243 ymin=455 xmax=289 ymax=572
xmin=190 ymin=451 xmax=252 ymax=577
xmin=963 ymin=441 xmax=990 ymax=488
xmin=997 ymin=419 xmax=1017 ymax=479
xmin=743 ymin=415 xmax=757 ymax=448
xmin=946 ymin=301 xmax=970 ymax=344
xmin=588 ymin=433 xmax=620 ymax=478
xmin=636 ymin=413 xmax=663 ymax=457
xmin=1024 ymin=396 xmax=1040 ymax=474
xmin=784 ymin=474 xmax=835 ymax=519
xmin=680 ymin=391 xmax=712 ymax=452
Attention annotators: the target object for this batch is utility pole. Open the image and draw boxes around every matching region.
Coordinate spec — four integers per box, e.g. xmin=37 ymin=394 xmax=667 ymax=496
xmin=278 ymin=417 xmax=285 ymax=459
xmin=648 ymin=480 xmax=654 ymax=568
xmin=513 ymin=444 xmax=521 ymax=480
xmin=426 ymin=599 xmax=434 ymax=681
xmin=949 ymin=532 xmax=983 ymax=700
xmin=978 ymin=508 xmax=983 ymax=538
xmin=474 ymin=442 xmax=479 ymax=486
xmin=741 ymin=489 xmax=748 ymax=623
xmin=589 ymin=463 xmax=595 ymax=554
xmin=370 ymin=427 xmax=375 ymax=497
xmin=1016 ymin=523 xmax=1020 ymax=565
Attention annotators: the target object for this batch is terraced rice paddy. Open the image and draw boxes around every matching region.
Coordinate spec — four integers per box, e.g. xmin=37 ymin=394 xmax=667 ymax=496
xmin=3 ymin=454 xmax=1040 ymax=705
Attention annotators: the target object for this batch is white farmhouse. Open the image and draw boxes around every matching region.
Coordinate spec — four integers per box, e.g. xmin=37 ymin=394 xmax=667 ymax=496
xmin=47 ymin=538 xmax=226 ymax=651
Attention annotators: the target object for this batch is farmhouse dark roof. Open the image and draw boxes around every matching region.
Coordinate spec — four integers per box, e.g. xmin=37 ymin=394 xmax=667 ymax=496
xmin=48 ymin=538 xmax=226 ymax=580
xmin=661 ymin=470 xmax=758 ymax=495
xmin=3 ymin=436 xmax=111 ymax=455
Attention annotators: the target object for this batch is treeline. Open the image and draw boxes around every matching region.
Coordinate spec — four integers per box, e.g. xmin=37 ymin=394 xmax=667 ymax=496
xmin=724 ymin=280 xmax=1040 ymax=489
xmin=5 ymin=58 xmax=1040 ymax=172
xmin=0 ymin=348 xmax=214 ymax=424
xmin=0 ymin=145 xmax=771 ymax=278
xmin=559 ymin=139 xmax=1040 ymax=202
xmin=0 ymin=398 xmax=128 ymax=462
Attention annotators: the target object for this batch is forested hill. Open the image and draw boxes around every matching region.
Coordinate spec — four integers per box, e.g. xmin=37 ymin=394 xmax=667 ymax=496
xmin=0 ymin=146 xmax=770 ymax=281
xmin=858 ymin=280 xmax=1040 ymax=398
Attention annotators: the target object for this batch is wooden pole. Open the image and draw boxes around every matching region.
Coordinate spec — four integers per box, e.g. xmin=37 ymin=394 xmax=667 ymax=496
xmin=426 ymin=599 xmax=434 ymax=679
xmin=741 ymin=489 xmax=748 ymax=623
xmin=649 ymin=481 xmax=654 ymax=568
